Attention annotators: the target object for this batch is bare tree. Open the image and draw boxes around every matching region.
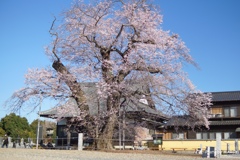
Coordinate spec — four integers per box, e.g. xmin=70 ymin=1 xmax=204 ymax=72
xmin=6 ymin=0 xmax=212 ymax=149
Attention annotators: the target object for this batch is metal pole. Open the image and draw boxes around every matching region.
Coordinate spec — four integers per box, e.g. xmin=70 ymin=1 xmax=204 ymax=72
xmin=119 ymin=104 xmax=122 ymax=150
xmin=123 ymin=106 xmax=125 ymax=150
xmin=36 ymin=101 xmax=42 ymax=149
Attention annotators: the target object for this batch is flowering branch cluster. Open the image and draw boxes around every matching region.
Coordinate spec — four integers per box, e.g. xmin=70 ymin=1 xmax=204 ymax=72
xmin=6 ymin=0 xmax=212 ymax=138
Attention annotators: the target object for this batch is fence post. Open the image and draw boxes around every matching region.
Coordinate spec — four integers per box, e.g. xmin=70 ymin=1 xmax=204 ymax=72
xmin=78 ymin=133 xmax=83 ymax=151
xmin=21 ymin=138 xmax=24 ymax=147
xmin=207 ymin=146 xmax=210 ymax=158
xmin=55 ymin=136 xmax=58 ymax=147
xmin=200 ymin=144 xmax=202 ymax=154
xmin=227 ymin=143 xmax=230 ymax=153
xmin=67 ymin=131 xmax=71 ymax=150
xmin=235 ymin=139 xmax=239 ymax=154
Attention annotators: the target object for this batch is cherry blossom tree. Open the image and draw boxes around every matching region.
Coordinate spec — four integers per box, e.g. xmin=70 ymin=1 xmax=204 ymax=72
xmin=6 ymin=0 xmax=212 ymax=149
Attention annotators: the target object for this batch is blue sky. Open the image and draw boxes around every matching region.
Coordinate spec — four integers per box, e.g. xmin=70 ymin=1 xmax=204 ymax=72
xmin=1 ymin=0 xmax=240 ymax=123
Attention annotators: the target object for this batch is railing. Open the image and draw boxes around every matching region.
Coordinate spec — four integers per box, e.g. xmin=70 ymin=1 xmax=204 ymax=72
xmin=2 ymin=136 xmax=239 ymax=153
xmin=0 ymin=137 xmax=78 ymax=150
xmin=0 ymin=136 xmax=138 ymax=150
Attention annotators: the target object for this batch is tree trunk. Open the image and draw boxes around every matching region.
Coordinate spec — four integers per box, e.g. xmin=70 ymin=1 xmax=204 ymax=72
xmin=97 ymin=114 xmax=117 ymax=150
xmin=52 ymin=60 xmax=89 ymax=111
xmin=96 ymin=94 xmax=120 ymax=150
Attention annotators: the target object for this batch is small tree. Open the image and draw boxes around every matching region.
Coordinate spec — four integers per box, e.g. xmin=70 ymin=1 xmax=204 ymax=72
xmin=0 ymin=113 xmax=30 ymax=139
xmin=6 ymin=0 xmax=212 ymax=149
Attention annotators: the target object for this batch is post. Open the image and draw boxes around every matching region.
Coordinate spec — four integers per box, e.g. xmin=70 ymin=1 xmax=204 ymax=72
xmin=67 ymin=130 xmax=71 ymax=150
xmin=122 ymin=106 xmax=125 ymax=150
xmin=227 ymin=143 xmax=230 ymax=153
xmin=118 ymin=111 xmax=121 ymax=150
xmin=235 ymin=139 xmax=239 ymax=154
xmin=216 ymin=133 xmax=221 ymax=158
xmin=207 ymin=146 xmax=210 ymax=158
xmin=199 ymin=144 xmax=202 ymax=154
xmin=78 ymin=133 xmax=83 ymax=151
xmin=55 ymin=136 xmax=58 ymax=147
xmin=21 ymin=138 xmax=24 ymax=146
xmin=36 ymin=101 xmax=42 ymax=149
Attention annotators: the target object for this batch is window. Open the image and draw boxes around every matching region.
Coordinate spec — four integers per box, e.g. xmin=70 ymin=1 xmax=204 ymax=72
xmin=196 ymin=132 xmax=217 ymax=140
xmin=211 ymin=107 xmax=222 ymax=114
xmin=224 ymin=108 xmax=229 ymax=117
xmin=172 ymin=133 xmax=178 ymax=139
xmin=196 ymin=132 xmax=237 ymax=140
xmin=196 ymin=133 xmax=202 ymax=139
xmin=224 ymin=107 xmax=237 ymax=117
xmin=230 ymin=132 xmax=236 ymax=139
xmin=230 ymin=107 xmax=237 ymax=117
xmin=196 ymin=132 xmax=207 ymax=139
xmin=224 ymin=132 xmax=236 ymax=139
xmin=57 ymin=125 xmax=67 ymax=138
xmin=172 ymin=133 xmax=184 ymax=139
xmin=224 ymin=132 xmax=230 ymax=139
xmin=179 ymin=133 xmax=184 ymax=139
xmin=209 ymin=133 xmax=215 ymax=139
xmin=202 ymin=133 xmax=208 ymax=139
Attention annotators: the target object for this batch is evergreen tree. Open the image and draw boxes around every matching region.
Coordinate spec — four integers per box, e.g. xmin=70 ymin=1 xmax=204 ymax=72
xmin=0 ymin=113 xmax=30 ymax=139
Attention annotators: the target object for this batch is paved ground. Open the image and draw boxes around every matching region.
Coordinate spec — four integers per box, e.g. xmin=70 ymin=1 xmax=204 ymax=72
xmin=0 ymin=148 xmax=240 ymax=160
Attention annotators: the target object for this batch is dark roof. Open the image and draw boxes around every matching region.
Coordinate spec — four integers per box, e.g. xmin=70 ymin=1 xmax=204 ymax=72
xmin=40 ymin=82 xmax=101 ymax=117
xmin=164 ymin=116 xmax=240 ymax=127
xmin=39 ymin=98 xmax=81 ymax=118
xmin=211 ymin=91 xmax=240 ymax=102
xmin=40 ymin=82 xmax=168 ymax=121
xmin=163 ymin=116 xmax=201 ymax=127
xmin=39 ymin=107 xmax=57 ymax=117
xmin=209 ymin=120 xmax=240 ymax=125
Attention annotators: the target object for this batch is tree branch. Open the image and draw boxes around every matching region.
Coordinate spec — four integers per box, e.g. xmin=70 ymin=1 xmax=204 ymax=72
xmin=132 ymin=64 xmax=163 ymax=74
xmin=49 ymin=17 xmax=60 ymax=61
xmin=52 ymin=61 xmax=89 ymax=111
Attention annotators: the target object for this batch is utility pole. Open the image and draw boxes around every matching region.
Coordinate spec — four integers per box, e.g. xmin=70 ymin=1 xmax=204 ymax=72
xmin=36 ymin=100 xmax=42 ymax=149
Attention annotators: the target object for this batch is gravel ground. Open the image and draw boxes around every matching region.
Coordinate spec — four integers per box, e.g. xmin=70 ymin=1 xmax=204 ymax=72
xmin=0 ymin=148 xmax=239 ymax=160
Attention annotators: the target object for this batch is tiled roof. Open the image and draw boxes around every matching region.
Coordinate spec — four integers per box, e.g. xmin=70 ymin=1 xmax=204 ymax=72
xmin=40 ymin=82 xmax=168 ymax=121
xmin=164 ymin=116 xmax=240 ymax=127
xmin=211 ymin=91 xmax=240 ymax=102
xmin=39 ymin=98 xmax=81 ymax=118
xmin=164 ymin=116 xmax=200 ymax=127
xmin=39 ymin=107 xmax=57 ymax=117
xmin=209 ymin=120 xmax=240 ymax=125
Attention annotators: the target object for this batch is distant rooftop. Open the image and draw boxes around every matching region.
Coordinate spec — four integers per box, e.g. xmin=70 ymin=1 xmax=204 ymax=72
xmin=211 ymin=91 xmax=240 ymax=102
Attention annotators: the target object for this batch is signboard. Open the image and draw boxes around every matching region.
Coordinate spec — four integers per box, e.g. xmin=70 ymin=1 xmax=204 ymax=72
xmin=153 ymin=139 xmax=162 ymax=145
xmin=152 ymin=134 xmax=163 ymax=145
